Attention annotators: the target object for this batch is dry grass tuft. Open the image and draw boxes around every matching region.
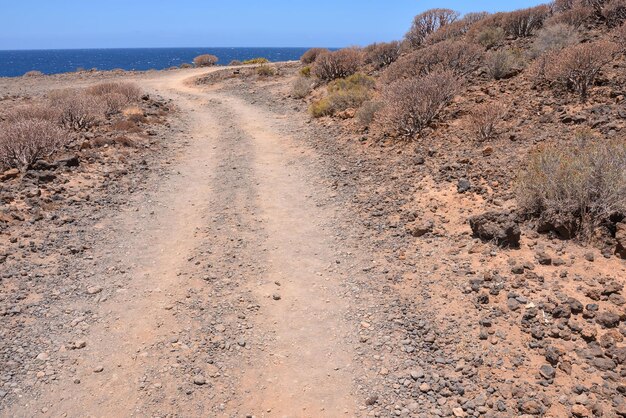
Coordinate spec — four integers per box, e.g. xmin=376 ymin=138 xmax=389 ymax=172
xmin=466 ymin=102 xmax=507 ymax=141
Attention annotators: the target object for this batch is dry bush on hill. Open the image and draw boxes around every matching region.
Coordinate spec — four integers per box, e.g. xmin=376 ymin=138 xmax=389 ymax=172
xmin=300 ymin=48 xmax=330 ymax=64
xmin=485 ymin=49 xmax=524 ymax=80
xmin=615 ymin=22 xmax=626 ymax=51
xmin=4 ymin=104 xmax=59 ymax=123
xmin=364 ymin=41 xmax=401 ymax=69
xmin=87 ymin=82 xmax=141 ymax=102
xmin=193 ymin=54 xmax=219 ymax=67
xmin=602 ymin=0 xmax=626 ymax=25
xmin=405 ymin=8 xmax=460 ymax=48
xmin=474 ymin=26 xmax=506 ymax=48
xmin=425 ymin=12 xmax=490 ymax=44
xmin=502 ymin=5 xmax=551 ymax=37
xmin=256 ymin=65 xmax=276 ymax=76
xmin=292 ymin=77 xmax=313 ymax=99
xmin=0 ymin=119 xmax=68 ymax=171
xmin=517 ymin=136 xmax=626 ymax=239
xmin=543 ymin=40 xmax=617 ymax=101
xmin=48 ymin=89 xmax=105 ymax=131
xmin=549 ymin=1 xmax=594 ymax=27
xmin=356 ymin=101 xmax=383 ymax=128
xmin=384 ymin=40 xmax=484 ymax=83
xmin=312 ymin=48 xmax=363 ymax=82
xmin=23 ymin=70 xmax=43 ymax=77
xmin=466 ymin=102 xmax=507 ymax=141
xmin=375 ymin=70 xmax=461 ymax=139
xmin=531 ymin=23 xmax=579 ymax=57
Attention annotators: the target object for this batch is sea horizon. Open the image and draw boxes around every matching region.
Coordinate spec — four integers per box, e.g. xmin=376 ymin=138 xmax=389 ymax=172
xmin=0 ymin=47 xmax=331 ymax=78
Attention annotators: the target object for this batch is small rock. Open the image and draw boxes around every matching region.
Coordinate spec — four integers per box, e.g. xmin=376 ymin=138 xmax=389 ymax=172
xmin=193 ymin=376 xmax=206 ymax=385
xmin=93 ymin=366 xmax=104 ymax=373
xmin=272 ymin=293 xmax=281 ymax=301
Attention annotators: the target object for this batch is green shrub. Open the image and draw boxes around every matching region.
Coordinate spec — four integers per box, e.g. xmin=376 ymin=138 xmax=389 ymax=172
xmin=531 ymin=23 xmax=579 ymax=58
xmin=309 ymin=73 xmax=374 ymax=117
xmin=517 ymin=136 xmax=626 ymax=239
xmin=242 ymin=57 xmax=269 ymax=65
xmin=300 ymin=66 xmax=312 ymax=77
xmin=485 ymin=49 xmax=523 ymax=80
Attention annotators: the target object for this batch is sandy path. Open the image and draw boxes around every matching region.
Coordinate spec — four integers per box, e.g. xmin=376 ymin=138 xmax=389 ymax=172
xmin=7 ymin=69 xmax=357 ymax=417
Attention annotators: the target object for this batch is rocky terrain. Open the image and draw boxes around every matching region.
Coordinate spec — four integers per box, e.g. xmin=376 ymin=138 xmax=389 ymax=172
xmin=0 ymin=12 xmax=625 ymax=417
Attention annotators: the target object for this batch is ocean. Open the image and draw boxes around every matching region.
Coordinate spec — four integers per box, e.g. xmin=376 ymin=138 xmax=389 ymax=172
xmin=0 ymin=47 xmax=313 ymax=78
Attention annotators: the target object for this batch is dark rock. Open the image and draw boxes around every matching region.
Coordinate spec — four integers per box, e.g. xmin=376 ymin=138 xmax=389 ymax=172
xmin=457 ymin=178 xmax=471 ymax=193
xmin=616 ymin=222 xmax=626 ymax=259
xmin=469 ymin=211 xmax=521 ymax=248
xmin=539 ymin=364 xmax=556 ymax=379
xmin=596 ymin=311 xmax=620 ymax=328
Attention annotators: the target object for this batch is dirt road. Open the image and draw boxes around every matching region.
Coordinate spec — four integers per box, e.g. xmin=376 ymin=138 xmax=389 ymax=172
xmin=5 ymin=68 xmax=360 ymax=417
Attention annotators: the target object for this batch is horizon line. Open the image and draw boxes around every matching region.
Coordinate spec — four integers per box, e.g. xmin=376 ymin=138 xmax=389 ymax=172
xmin=0 ymin=46 xmax=342 ymax=52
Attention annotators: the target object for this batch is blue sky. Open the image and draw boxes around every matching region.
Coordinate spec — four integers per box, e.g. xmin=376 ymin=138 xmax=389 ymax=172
xmin=0 ymin=1 xmax=544 ymax=50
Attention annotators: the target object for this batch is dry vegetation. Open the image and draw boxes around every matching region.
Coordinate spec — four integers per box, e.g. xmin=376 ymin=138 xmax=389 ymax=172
xmin=193 ymin=54 xmax=219 ymax=67
xmin=295 ymin=0 xmax=626 ymax=243
xmin=0 ymin=82 xmax=145 ymax=172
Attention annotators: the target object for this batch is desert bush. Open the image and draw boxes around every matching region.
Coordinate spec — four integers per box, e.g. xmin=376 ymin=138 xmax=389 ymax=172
xmin=193 ymin=54 xmax=219 ymax=67
xmin=228 ymin=60 xmax=242 ymax=66
xmin=549 ymin=1 xmax=594 ymax=26
xmin=384 ymin=40 xmax=484 ymax=83
xmin=310 ymin=73 xmax=374 ymax=118
xmin=615 ymin=22 xmax=626 ymax=52
xmin=502 ymin=5 xmax=551 ymax=37
xmin=467 ymin=102 xmax=507 ymax=141
xmin=602 ymin=0 xmax=626 ymax=25
xmin=531 ymin=23 xmax=579 ymax=57
xmin=256 ymin=65 xmax=276 ymax=76
xmin=517 ymin=137 xmax=626 ymax=239
xmin=4 ymin=104 xmax=59 ymax=123
xmin=543 ymin=40 xmax=617 ymax=101
xmin=300 ymin=66 xmax=312 ymax=77
xmin=425 ymin=11 xmax=490 ymax=44
xmin=375 ymin=70 xmax=461 ymax=139
xmin=356 ymin=101 xmax=383 ymax=128
xmin=0 ymin=119 xmax=68 ymax=170
xmin=292 ymin=77 xmax=313 ymax=99
xmin=23 ymin=70 xmax=43 ymax=77
xmin=312 ymin=48 xmax=363 ymax=82
xmin=364 ymin=41 xmax=401 ymax=69
xmin=180 ymin=63 xmax=194 ymax=69
xmin=474 ymin=26 xmax=506 ymax=48
xmin=48 ymin=89 xmax=105 ymax=131
xmin=86 ymin=82 xmax=141 ymax=102
xmin=405 ymin=8 xmax=460 ymax=48
xmin=300 ymin=48 xmax=330 ymax=64
xmin=486 ymin=49 xmax=523 ymax=80
xmin=100 ymin=93 xmax=129 ymax=115
xmin=242 ymin=58 xmax=269 ymax=65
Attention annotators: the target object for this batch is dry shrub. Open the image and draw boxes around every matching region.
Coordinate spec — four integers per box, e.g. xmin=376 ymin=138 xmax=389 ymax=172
xmin=256 ymin=65 xmax=276 ymax=76
xmin=0 ymin=119 xmax=68 ymax=170
xmin=517 ymin=137 xmax=626 ymax=239
xmin=543 ymin=40 xmax=617 ymax=101
xmin=86 ymin=82 xmax=141 ymax=102
xmin=531 ymin=23 xmax=579 ymax=57
xmin=292 ymin=77 xmax=313 ymax=99
xmin=48 ymin=89 xmax=105 ymax=131
xmin=300 ymin=48 xmax=330 ymax=64
xmin=375 ymin=70 xmax=461 ymax=139
xmin=384 ymin=40 xmax=484 ymax=83
xmin=23 ymin=70 xmax=43 ymax=77
xmin=193 ymin=54 xmax=218 ymax=67
xmin=356 ymin=101 xmax=383 ymax=128
xmin=615 ymin=22 xmax=626 ymax=52
xmin=425 ymin=11 xmax=490 ymax=44
xmin=4 ymin=104 xmax=59 ymax=123
xmin=602 ymin=0 xmax=626 ymax=25
xmin=310 ymin=73 xmax=374 ymax=118
xmin=474 ymin=26 xmax=506 ymax=48
xmin=92 ymin=136 xmax=136 ymax=148
xmin=312 ymin=48 xmax=363 ymax=82
xmin=549 ymin=1 xmax=593 ymax=27
xmin=300 ymin=66 xmax=311 ymax=77
xmin=405 ymin=8 xmax=460 ymax=48
xmin=467 ymin=102 xmax=507 ymax=141
xmin=111 ymin=120 xmax=142 ymax=133
xmin=486 ymin=49 xmax=523 ymax=80
xmin=180 ymin=63 xmax=194 ymax=69
xmin=501 ymin=5 xmax=551 ymax=37
xmin=364 ymin=41 xmax=401 ymax=69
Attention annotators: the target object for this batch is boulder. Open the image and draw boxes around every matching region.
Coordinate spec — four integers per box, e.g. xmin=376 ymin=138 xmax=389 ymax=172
xmin=469 ymin=211 xmax=521 ymax=248
xmin=616 ymin=222 xmax=626 ymax=259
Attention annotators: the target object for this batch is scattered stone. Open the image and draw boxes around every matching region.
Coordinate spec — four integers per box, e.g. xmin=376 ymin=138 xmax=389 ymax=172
xmin=93 ymin=366 xmax=104 ymax=373
xmin=469 ymin=211 xmax=521 ymax=248
xmin=272 ymin=293 xmax=281 ymax=301
xmin=596 ymin=311 xmax=621 ymax=328
xmin=193 ymin=376 xmax=206 ymax=385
